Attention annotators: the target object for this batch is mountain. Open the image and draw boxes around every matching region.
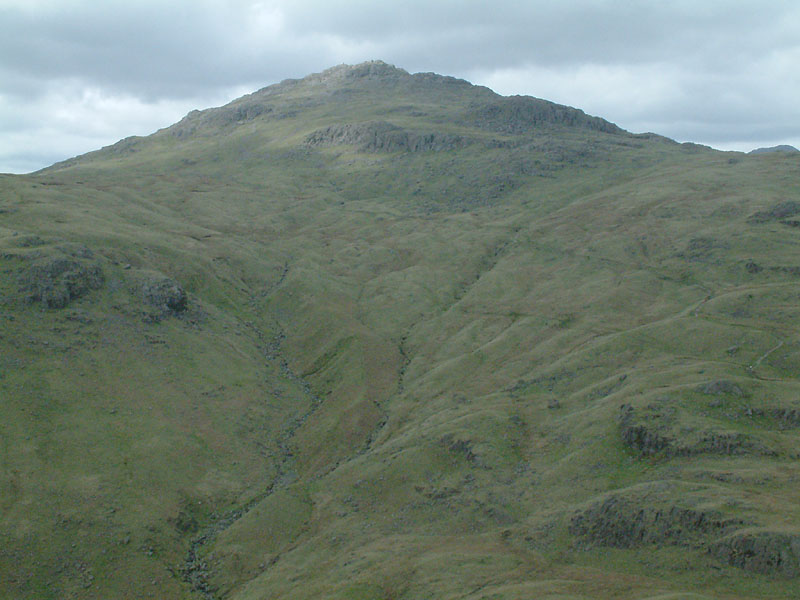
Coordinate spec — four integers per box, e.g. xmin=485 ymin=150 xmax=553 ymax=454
xmin=749 ymin=144 xmax=799 ymax=155
xmin=2 ymin=60 xmax=800 ymax=600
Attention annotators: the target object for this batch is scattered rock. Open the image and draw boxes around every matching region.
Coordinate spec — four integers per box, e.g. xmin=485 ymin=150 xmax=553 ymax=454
xmin=770 ymin=265 xmax=800 ymax=277
xmin=711 ymin=531 xmax=800 ymax=577
xmin=745 ymin=260 xmax=763 ymax=273
xmin=65 ymin=309 xmax=93 ymax=324
xmin=680 ymin=237 xmax=729 ymax=262
xmin=419 ymin=486 xmax=460 ymax=501
xmin=56 ymin=243 xmax=94 ymax=259
xmin=439 ymin=434 xmax=477 ymax=463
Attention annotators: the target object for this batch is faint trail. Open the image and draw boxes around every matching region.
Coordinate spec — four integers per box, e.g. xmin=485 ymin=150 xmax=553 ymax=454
xmin=693 ymin=293 xmax=713 ymax=316
xmin=751 ymin=340 xmax=784 ymax=370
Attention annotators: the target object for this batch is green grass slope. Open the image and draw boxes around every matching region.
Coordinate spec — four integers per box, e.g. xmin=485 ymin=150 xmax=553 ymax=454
xmin=2 ymin=61 xmax=800 ymax=599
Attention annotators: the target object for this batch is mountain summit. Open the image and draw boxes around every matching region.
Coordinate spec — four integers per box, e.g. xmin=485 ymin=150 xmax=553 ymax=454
xmin=749 ymin=144 xmax=799 ymax=154
xmin=293 ymin=59 xmax=418 ymax=83
xmin=192 ymin=59 xmax=621 ymax=134
xmin=2 ymin=63 xmax=800 ymax=600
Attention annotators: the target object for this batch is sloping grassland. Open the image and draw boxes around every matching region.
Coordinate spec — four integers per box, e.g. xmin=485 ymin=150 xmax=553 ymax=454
xmin=2 ymin=62 xmax=800 ymax=599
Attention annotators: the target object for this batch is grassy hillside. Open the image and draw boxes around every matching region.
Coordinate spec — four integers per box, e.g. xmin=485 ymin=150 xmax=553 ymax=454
xmin=2 ymin=61 xmax=800 ymax=599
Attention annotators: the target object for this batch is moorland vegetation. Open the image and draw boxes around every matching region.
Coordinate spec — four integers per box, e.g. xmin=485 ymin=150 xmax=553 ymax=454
xmin=2 ymin=61 xmax=800 ymax=599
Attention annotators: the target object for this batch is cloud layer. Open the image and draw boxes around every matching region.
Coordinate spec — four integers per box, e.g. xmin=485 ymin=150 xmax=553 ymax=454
xmin=2 ymin=0 xmax=799 ymax=172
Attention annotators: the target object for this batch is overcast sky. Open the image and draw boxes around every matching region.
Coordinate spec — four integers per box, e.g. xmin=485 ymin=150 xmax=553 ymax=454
xmin=1 ymin=0 xmax=799 ymax=173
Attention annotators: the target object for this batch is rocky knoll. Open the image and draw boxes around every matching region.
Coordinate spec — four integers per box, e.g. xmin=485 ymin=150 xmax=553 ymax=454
xmin=570 ymin=491 xmax=747 ymax=549
xmin=467 ymin=95 xmax=622 ymax=135
xmin=712 ymin=531 xmax=800 ymax=577
xmin=14 ymin=243 xmax=104 ymax=309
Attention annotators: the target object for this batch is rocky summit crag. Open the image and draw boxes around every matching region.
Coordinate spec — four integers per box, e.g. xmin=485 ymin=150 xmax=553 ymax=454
xmin=2 ymin=61 xmax=800 ymax=600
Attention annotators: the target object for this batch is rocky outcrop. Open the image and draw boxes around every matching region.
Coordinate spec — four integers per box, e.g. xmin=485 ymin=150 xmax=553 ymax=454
xmin=468 ymin=96 xmax=621 ymax=135
xmin=711 ymin=531 xmax=800 ymax=577
xmin=305 ymin=121 xmax=468 ymax=153
xmin=745 ymin=260 xmax=763 ymax=273
xmin=570 ymin=490 xmax=800 ymax=578
xmin=141 ymin=276 xmax=188 ymax=314
xmin=618 ymin=404 xmax=672 ymax=455
xmin=618 ymin=403 xmax=772 ymax=457
xmin=770 ymin=407 xmax=800 ymax=428
xmin=18 ymin=255 xmax=104 ymax=309
xmin=740 ymin=406 xmax=800 ymax=429
xmin=697 ymin=380 xmax=744 ymax=397
xmin=298 ymin=60 xmax=477 ymax=93
xmin=680 ymin=237 xmax=729 ymax=262
xmin=439 ymin=434 xmax=478 ymax=464
xmin=301 ymin=60 xmax=412 ymax=86
xmin=747 ymin=201 xmax=800 ymax=223
xmin=692 ymin=431 xmax=772 ymax=456
xmin=770 ymin=265 xmax=800 ymax=277
xmin=173 ymin=103 xmax=278 ymax=137
xmin=570 ymin=494 xmax=745 ymax=549
xmin=748 ymin=145 xmax=799 ymax=155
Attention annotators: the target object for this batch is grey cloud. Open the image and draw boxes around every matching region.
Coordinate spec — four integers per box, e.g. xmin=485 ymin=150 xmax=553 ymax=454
xmin=1 ymin=4 xmax=248 ymax=98
xmin=3 ymin=1 xmax=797 ymax=97
xmin=279 ymin=1 xmax=797 ymax=71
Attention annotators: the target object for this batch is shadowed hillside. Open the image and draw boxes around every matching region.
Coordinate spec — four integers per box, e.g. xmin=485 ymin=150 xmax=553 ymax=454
xmin=2 ymin=61 xmax=800 ymax=600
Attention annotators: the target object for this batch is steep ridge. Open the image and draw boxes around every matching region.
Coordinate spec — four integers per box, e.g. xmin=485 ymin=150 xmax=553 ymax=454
xmin=2 ymin=62 xmax=800 ymax=599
